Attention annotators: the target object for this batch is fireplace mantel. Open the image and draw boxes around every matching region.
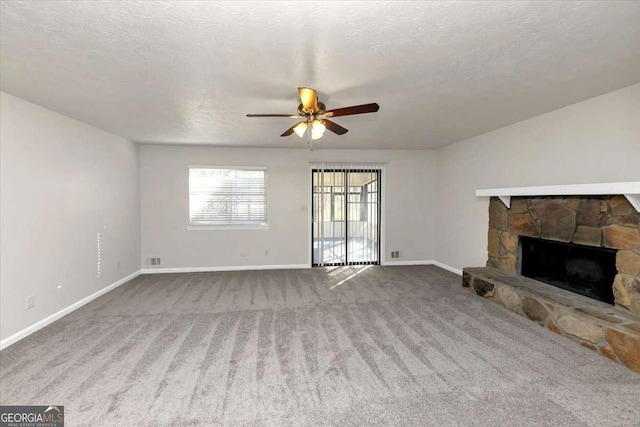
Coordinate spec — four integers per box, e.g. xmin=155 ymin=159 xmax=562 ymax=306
xmin=476 ymin=182 xmax=640 ymax=211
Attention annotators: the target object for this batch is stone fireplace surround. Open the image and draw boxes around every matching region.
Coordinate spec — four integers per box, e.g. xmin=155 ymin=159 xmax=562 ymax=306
xmin=463 ymin=194 xmax=640 ymax=373
xmin=487 ymin=195 xmax=640 ymax=312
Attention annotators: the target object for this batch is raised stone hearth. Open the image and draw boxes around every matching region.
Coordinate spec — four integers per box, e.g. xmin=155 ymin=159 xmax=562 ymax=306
xmin=487 ymin=195 xmax=640 ymax=314
xmin=463 ymin=267 xmax=640 ymax=373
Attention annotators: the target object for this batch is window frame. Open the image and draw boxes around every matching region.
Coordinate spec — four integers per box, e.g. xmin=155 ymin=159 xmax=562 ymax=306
xmin=187 ymin=165 xmax=268 ymax=230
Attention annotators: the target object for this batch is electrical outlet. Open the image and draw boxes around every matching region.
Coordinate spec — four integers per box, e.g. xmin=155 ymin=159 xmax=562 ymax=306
xmin=265 ymin=249 xmax=269 ymax=256
xmin=116 ymin=261 xmax=120 ymax=270
xmin=26 ymin=295 xmax=35 ymax=310
xmin=390 ymin=251 xmax=400 ymax=259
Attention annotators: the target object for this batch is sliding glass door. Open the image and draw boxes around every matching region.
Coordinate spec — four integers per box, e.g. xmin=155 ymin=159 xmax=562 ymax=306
xmin=312 ymin=168 xmax=381 ymax=266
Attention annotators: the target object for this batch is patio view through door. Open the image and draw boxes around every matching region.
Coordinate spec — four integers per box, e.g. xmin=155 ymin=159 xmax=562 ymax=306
xmin=312 ymin=166 xmax=381 ymax=266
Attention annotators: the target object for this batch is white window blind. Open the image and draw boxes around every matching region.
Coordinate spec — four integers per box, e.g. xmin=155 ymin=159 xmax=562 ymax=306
xmin=189 ymin=167 xmax=267 ymax=227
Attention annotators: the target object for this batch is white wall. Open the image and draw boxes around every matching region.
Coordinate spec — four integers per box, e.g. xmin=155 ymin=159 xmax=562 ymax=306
xmin=140 ymin=145 xmax=436 ymax=269
xmin=435 ymin=83 xmax=640 ymax=272
xmin=0 ymin=92 xmax=140 ymax=342
xmin=4 ymin=80 xmax=637 ymax=346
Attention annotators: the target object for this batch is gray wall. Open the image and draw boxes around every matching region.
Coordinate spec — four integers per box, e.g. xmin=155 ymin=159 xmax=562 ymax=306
xmin=434 ymin=83 xmax=640 ymax=272
xmin=139 ymin=145 xmax=437 ymax=269
xmin=0 ymin=92 xmax=141 ymax=342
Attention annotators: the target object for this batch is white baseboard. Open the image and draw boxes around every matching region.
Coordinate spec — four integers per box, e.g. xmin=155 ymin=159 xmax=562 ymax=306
xmin=431 ymin=261 xmax=463 ymax=276
xmin=383 ymin=259 xmax=463 ymax=275
xmin=141 ymin=261 xmax=463 ymax=275
xmin=383 ymin=260 xmax=435 ymax=266
xmin=0 ymin=270 xmax=141 ymax=351
xmin=140 ymin=264 xmax=310 ymax=274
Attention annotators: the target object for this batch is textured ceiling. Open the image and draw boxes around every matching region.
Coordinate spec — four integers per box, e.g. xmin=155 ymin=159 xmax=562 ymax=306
xmin=2 ymin=1 xmax=640 ymax=149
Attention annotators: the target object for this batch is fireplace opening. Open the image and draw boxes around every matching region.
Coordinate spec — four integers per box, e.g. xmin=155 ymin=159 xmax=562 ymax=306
xmin=519 ymin=237 xmax=617 ymax=305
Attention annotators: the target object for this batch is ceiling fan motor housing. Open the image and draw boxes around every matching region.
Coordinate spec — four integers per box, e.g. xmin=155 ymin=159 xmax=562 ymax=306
xmin=298 ymin=102 xmax=326 ymax=116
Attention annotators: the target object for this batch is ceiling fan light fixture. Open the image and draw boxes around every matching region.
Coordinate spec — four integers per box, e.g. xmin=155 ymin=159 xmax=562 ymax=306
xmin=293 ymin=122 xmax=307 ymax=138
xmin=311 ymin=119 xmax=326 ymax=140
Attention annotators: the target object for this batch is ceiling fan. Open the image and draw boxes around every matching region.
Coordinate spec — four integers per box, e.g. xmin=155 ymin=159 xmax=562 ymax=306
xmin=246 ymin=87 xmax=379 ymax=146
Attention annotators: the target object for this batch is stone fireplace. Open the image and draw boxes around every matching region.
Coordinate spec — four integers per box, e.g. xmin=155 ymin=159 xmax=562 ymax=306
xmin=486 ymin=195 xmax=640 ymax=313
xmin=463 ymin=192 xmax=640 ymax=373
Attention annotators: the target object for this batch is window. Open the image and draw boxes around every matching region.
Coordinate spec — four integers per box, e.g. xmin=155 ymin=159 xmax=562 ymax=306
xmin=189 ymin=166 xmax=267 ymax=227
xmin=312 ymin=187 xmax=345 ymax=222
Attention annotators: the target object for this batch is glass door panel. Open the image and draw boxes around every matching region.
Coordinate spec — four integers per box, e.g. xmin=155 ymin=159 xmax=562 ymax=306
xmin=346 ymin=171 xmax=380 ymax=265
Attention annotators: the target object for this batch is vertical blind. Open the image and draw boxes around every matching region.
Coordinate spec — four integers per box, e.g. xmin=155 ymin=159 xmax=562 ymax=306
xmin=189 ymin=166 xmax=267 ymax=226
xmin=311 ymin=162 xmax=384 ymax=266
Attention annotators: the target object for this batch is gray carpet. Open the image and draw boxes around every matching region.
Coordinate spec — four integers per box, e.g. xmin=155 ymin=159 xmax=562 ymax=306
xmin=1 ymin=265 xmax=639 ymax=426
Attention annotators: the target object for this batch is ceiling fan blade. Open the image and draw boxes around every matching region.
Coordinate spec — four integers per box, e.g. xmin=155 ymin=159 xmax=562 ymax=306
xmin=246 ymin=114 xmax=300 ymax=118
xmin=324 ymin=103 xmax=379 ymax=118
xmin=281 ymin=121 xmax=304 ymax=137
xmin=298 ymin=87 xmax=319 ymax=113
xmin=323 ymin=119 xmax=348 ymax=135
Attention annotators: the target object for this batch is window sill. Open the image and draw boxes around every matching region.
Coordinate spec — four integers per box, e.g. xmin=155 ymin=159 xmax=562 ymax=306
xmin=187 ymin=224 xmax=269 ymax=231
